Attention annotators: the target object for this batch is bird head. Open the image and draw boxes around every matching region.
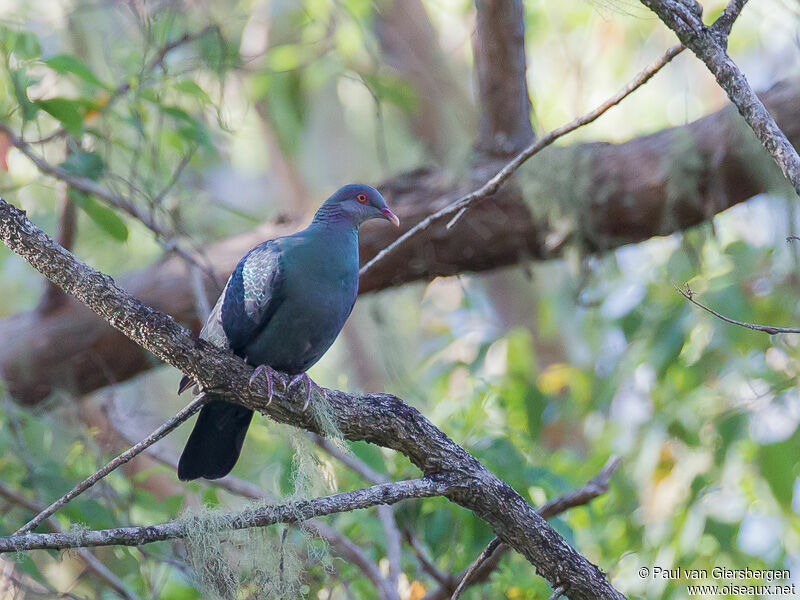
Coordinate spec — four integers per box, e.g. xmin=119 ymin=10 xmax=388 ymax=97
xmin=316 ymin=184 xmax=400 ymax=228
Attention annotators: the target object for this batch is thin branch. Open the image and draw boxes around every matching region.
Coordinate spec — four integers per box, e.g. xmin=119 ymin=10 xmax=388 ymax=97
xmin=0 ymin=123 xmax=213 ymax=279
xmin=0 ymin=477 xmax=454 ymax=553
xmin=15 ymin=393 xmax=211 ymax=535
xmin=0 ymin=482 xmax=142 ymax=600
xmin=547 ymin=585 xmax=566 ymax=600
xmin=309 ymin=434 xmax=401 ymax=597
xmin=640 ymin=0 xmax=800 ymax=196
xmin=713 ymin=0 xmax=748 ymax=42
xmin=428 ymin=457 xmax=622 ymax=600
xmin=359 ymin=43 xmax=684 ymax=279
xmin=0 ymin=197 xmax=625 ymax=600
xmin=451 ymin=537 xmax=501 ymax=600
xmin=310 ymin=433 xmax=389 ymax=484
xmin=404 ymin=529 xmax=453 ymax=587
xmin=123 ymin=430 xmax=400 ymax=600
xmin=677 ymin=284 xmax=800 ymax=334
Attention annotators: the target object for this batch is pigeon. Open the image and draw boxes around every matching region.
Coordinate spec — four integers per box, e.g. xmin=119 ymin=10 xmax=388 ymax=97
xmin=177 ymin=184 xmax=399 ymax=480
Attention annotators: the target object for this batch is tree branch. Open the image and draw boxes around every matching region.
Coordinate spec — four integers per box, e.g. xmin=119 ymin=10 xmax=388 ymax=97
xmin=425 ymin=457 xmax=621 ymax=600
xmin=124 ymin=432 xmax=400 ymax=600
xmin=0 ymin=477 xmax=453 ymax=553
xmin=472 ymin=0 xmax=535 ymax=155
xmin=360 ymin=43 xmax=684 ymax=279
xmin=677 ymin=284 xmax=800 ymax=334
xmin=0 ymin=198 xmax=624 ymax=599
xmin=0 ymin=481 xmax=142 ymax=600
xmin=14 ymin=393 xmax=210 ymax=535
xmin=640 ymin=0 xmax=800 ymax=196
xmin=3 ymin=75 xmax=800 ymax=407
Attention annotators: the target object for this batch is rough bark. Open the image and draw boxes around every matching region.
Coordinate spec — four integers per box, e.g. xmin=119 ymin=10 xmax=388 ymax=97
xmin=1 ymin=77 xmax=798 ymax=406
xmin=0 ymin=477 xmax=452 ymax=552
xmin=640 ymin=0 xmax=800 ymax=195
xmin=0 ymin=198 xmax=625 ymax=599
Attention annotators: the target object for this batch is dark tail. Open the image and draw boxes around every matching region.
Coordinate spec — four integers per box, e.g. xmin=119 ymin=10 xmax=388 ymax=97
xmin=178 ymin=398 xmax=254 ymax=481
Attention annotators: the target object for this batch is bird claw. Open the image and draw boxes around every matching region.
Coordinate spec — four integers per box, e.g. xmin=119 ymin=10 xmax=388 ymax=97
xmin=288 ymin=372 xmax=325 ymax=411
xmin=250 ymin=364 xmax=278 ymax=406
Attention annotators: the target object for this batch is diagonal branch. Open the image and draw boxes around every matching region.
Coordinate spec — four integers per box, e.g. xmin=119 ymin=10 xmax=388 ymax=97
xmin=0 ymin=198 xmax=624 ymax=599
xmin=15 ymin=393 xmax=210 ymax=535
xmin=5 ymin=75 xmax=800 ymax=408
xmin=359 ymin=43 xmax=684 ymax=279
xmin=0 ymin=481 xmax=142 ymax=600
xmin=426 ymin=457 xmax=622 ymax=600
xmin=0 ymin=477 xmax=453 ymax=553
xmin=121 ymin=432 xmax=399 ymax=600
xmin=310 ymin=434 xmax=401 ymax=595
xmin=640 ymin=0 xmax=800 ymax=196
xmin=677 ymin=285 xmax=800 ymax=334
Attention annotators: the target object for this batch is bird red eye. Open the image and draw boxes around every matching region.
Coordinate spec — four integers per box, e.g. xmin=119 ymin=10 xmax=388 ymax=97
xmin=357 ymin=193 xmax=368 ymax=203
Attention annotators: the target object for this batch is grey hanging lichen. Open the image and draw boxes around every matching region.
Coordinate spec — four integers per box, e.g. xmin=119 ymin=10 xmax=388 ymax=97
xmin=178 ymin=421 xmax=339 ymax=599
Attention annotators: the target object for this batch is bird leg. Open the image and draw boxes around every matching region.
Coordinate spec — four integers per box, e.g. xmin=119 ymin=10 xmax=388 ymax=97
xmin=288 ymin=372 xmax=326 ymax=410
xmin=249 ymin=364 xmax=280 ymax=405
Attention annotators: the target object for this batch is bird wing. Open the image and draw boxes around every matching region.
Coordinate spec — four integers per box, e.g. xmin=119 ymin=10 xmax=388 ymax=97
xmin=201 ymin=239 xmax=287 ymax=354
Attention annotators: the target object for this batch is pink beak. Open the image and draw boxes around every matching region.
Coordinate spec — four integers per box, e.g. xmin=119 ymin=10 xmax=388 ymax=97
xmin=380 ymin=207 xmax=400 ymax=227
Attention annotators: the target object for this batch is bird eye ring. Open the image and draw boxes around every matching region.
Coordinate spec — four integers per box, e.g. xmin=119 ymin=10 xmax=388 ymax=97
xmin=356 ymin=193 xmax=368 ymax=203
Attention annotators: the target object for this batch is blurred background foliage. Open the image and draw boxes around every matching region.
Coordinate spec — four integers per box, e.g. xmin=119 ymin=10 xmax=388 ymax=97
xmin=0 ymin=0 xmax=798 ymax=598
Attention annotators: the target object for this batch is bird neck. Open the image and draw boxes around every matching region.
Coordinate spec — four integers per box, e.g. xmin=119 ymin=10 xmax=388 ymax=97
xmin=310 ymin=203 xmax=362 ymax=229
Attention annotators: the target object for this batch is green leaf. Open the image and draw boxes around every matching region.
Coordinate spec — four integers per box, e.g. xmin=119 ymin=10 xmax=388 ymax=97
xmin=69 ymin=189 xmax=128 ymax=242
xmin=59 ymin=151 xmax=106 ymax=180
xmin=758 ymin=428 xmax=800 ymax=508
xmin=37 ymin=98 xmax=84 ymax=136
xmin=174 ymin=80 xmax=211 ymax=103
xmin=9 ymin=69 xmax=38 ymax=121
xmin=11 ymin=30 xmax=40 ymax=59
xmin=44 ymin=54 xmax=105 ymax=87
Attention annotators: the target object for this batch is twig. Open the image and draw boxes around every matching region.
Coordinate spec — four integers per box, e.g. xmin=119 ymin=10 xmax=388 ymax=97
xmin=677 ymin=284 xmax=800 ymax=334
xmin=111 ymin=422 xmax=400 ymax=600
xmin=547 ymin=584 xmax=566 ymax=600
xmin=640 ymin=0 xmax=800 ymax=196
xmin=310 ymin=433 xmax=389 ymax=484
xmin=0 ymin=123 xmax=215 ymax=280
xmin=308 ymin=434 xmax=401 ymax=596
xmin=359 ymin=43 xmax=684 ymax=279
xmin=15 ymin=393 xmax=211 ymax=535
xmin=431 ymin=457 xmax=621 ymax=600
xmin=451 ymin=537 xmax=501 ymax=600
xmin=0 ymin=477 xmax=454 ymax=553
xmin=0 ymin=482 xmax=142 ymax=600
xmin=404 ymin=529 xmax=453 ymax=587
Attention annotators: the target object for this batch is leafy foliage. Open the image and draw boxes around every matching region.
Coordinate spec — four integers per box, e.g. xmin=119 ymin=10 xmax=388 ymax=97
xmin=0 ymin=1 xmax=798 ymax=599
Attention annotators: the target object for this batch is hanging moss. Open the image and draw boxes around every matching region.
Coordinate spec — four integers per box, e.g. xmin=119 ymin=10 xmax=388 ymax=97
xmin=178 ymin=423 xmax=339 ymax=599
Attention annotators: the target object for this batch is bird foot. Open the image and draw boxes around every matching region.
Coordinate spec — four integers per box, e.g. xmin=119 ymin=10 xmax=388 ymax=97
xmin=288 ymin=372 xmax=325 ymax=411
xmin=249 ymin=364 xmax=280 ymax=406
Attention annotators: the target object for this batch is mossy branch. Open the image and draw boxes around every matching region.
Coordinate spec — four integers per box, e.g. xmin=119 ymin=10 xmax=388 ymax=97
xmin=0 ymin=198 xmax=625 ymax=599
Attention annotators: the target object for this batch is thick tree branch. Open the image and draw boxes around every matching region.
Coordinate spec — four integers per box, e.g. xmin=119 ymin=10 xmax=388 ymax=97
xmin=0 ymin=478 xmax=453 ymax=553
xmin=424 ymin=457 xmax=621 ymax=600
xmin=640 ymin=0 xmax=800 ymax=196
xmin=472 ymin=0 xmax=535 ymax=155
xmin=360 ymin=43 xmax=684 ymax=279
xmin=4 ymin=76 xmax=798 ymax=407
xmin=0 ymin=199 xmax=624 ymax=599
